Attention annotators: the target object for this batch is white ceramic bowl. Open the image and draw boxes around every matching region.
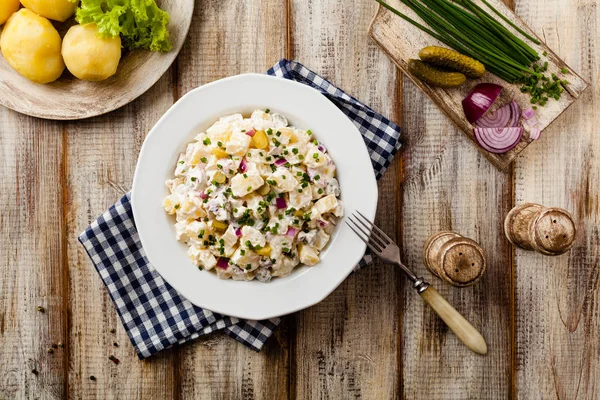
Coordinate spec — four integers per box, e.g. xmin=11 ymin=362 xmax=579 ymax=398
xmin=132 ymin=74 xmax=377 ymax=320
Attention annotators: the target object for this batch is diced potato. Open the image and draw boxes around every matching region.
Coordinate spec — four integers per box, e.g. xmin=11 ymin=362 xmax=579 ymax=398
xmin=298 ymin=243 xmax=320 ymax=265
xmin=0 ymin=9 xmax=65 ymax=84
xmin=0 ymin=0 xmax=19 ymax=25
xmin=62 ymin=24 xmax=121 ymax=81
xmin=252 ymin=130 xmax=269 ymax=149
xmin=20 ymin=0 xmax=78 ymax=22
xmin=255 ymin=245 xmax=272 ymax=257
xmin=211 ymin=148 xmax=229 ymax=158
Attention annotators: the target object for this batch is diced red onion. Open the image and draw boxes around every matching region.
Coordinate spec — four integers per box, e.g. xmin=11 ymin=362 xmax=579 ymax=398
xmin=474 ymin=127 xmax=523 ymax=154
xmin=239 ymin=158 xmax=247 ymax=173
xmin=522 ymin=108 xmax=536 ymax=120
xmin=317 ymin=144 xmax=327 ymax=153
xmin=199 ymin=191 xmax=208 ymax=199
xmin=275 ymin=158 xmax=287 ymax=166
xmin=525 ymin=116 xmax=539 ymax=128
xmin=529 ymin=127 xmax=542 ymax=140
xmin=235 ymin=228 xmax=242 ymax=237
xmin=245 ymin=129 xmax=256 ymax=137
xmin=285 ymin=227 xmax=297 ymax=237
xmin=276 ymin=197 xmax=287 ymax=209
xmin=318 ymin=220 xmax=328 ymax=227
xmin=462 ymin=83 xmax=503 ymax=124
xmin=476 ymin=100 xmax=520 ymax=128
xmin=216 ymin=258 xmax=229 ymax=269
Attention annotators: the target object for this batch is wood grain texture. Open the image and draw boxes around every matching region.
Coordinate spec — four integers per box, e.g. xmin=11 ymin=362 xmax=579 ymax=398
xmin=369 ymin=0 xmax=589 ymax=170
xmin=0 ymin=1 xmax=194 ymax=120
xmin=289 ymin=0 xmax=403 ymax=398
xmin=0 ymin=112 xmax=67 ymax=399
xmin=63 ymin=72 xmax=178 ymax=398
xmin=174 ymin=1 xmax=290 ymax=399
xmin=398 ymin=12 xmax=513 ymax=398
xmin=512 ymin=0 xmax=600 ymax=397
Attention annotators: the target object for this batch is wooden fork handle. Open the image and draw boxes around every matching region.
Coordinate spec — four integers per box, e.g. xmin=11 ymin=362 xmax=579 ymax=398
xmin=419 ymin=286 xmax=488 ymax=355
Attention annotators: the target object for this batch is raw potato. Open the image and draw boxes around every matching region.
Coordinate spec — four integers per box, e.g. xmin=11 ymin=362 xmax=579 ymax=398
xmin=0 ymin=9 xmax=65 ymax=84
xmin=19 ymin=0 xmax=78 ymax=22
xmin=62 ymin=24 xmax=122 ymax=81
xmin=0 ymin=0 xmax=20 ymax=25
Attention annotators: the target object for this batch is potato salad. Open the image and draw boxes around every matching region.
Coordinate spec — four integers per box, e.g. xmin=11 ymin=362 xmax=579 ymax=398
xmin=163 ymin=110 xmax=343 ymax=282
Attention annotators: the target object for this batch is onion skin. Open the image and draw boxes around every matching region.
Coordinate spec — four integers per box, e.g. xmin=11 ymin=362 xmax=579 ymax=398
xmin=462 ymin=83 xmax=503 ymax=124
xmin=474 ymin=127 xmax=523 ymax=154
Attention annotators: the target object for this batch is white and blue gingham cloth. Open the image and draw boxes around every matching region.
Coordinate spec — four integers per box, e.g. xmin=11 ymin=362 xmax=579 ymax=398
xmin=79 ymin=59 xmax=402 ymax=359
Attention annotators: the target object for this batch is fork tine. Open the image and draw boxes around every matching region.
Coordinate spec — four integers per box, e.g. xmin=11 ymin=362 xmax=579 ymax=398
xmin=345 ymin=220 xmax=383 ymax=253
xmin=355 ymin=210 xmax=393 ymax=244
xmin=348 ymin=215 xmax=387 ymax=248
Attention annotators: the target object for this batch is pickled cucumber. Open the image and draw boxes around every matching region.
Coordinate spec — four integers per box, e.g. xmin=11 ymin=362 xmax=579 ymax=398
xmin=419 ymin=46 xmax=486 ymax=78
xmin=408 ymin=59 xmax=466 ymax=88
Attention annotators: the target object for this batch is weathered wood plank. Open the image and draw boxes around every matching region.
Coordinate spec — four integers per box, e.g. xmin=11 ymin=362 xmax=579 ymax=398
xmin=0 ymin=112 xmax=67 ymax=399
xmin=289 ymin=0 xmax=402 ymax=398
xmin=397 ymin=0 xmax=515 ymax=393
xmin=175 ymin=1 xmax=290 ymax=399
xmin=512 ymin=0 xmax=600 ymax=397
xmin=64 ymin=73 xmax=177 ymax=398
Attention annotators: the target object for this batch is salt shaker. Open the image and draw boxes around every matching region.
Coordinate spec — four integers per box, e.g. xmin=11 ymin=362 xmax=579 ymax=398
xmin=504 ymin=203 xmax=576 ymax=255
xmin=423 ymin=231 xmax=487 ymax=287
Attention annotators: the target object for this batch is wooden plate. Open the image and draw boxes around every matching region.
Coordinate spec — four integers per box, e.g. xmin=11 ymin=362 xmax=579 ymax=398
xmin=0 ymin=1 xmax=194 ymax=120
xmin=369 ymin=0 xmax=589 ymax=170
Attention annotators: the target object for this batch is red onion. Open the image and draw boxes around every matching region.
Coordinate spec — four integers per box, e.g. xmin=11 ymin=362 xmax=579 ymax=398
xmin=522 ymin=108 xmax=536 ymax=120
xmin=235 ymin=227 xmax=242 ymax=237
xmin=317 ymin=144 xmax=327 ymax=153
xmin=462 ymin=83 xmax=503 ymax=124
xmin=276 ymin=197 xmax=287 ymax=209
xmin=199 ymin=191 xmax=208 ymax=199
xmin=524 ymin=116 xmax=539 ymax=128
xmin=529 ymin=127 xmax=542 ymax=140
xmin=474 ymin=127 xmax=523 ymax=154
xmin=239 ymin=158 xmax=247 ymax=173
xmin=245 ymin=129 xmax=256 ymax=137
xmin=285 ymin=227 xmax=297 ymax=237
xmin=216 ymin=258 xmax=229 ymax=269
xmin=275 ymin=158 xmax=287 ymax=166
xmin=476 ymin=100 xmax=520 ymax=128
xmin=318 ymin=220 xmax=328 ymax=227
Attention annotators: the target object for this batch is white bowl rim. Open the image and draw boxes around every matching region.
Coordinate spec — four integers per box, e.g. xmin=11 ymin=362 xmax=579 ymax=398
xmin=132 ymin=73 xmax=378 ymax=320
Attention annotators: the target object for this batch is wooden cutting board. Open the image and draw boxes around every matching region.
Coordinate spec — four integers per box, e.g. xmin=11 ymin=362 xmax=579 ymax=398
xmin=369 ymin=0 xmax=589 ymax=170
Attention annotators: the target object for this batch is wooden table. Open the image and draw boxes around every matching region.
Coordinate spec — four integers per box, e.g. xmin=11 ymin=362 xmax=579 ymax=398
xmin=1 ymin=0 xmax=598 ymax=398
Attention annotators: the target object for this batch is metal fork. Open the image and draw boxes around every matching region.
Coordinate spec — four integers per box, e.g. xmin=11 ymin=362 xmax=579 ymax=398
xmin=347 ymin=211 xmax=488 ymax=355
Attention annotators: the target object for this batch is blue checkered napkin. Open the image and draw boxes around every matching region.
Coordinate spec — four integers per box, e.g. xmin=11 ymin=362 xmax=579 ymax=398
xmin=79 ymin=59 xmax=402 ymax=359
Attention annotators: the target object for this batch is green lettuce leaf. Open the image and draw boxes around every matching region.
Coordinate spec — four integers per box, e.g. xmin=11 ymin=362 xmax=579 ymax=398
xmin=76 ymin=0 xmax=172 ymax=52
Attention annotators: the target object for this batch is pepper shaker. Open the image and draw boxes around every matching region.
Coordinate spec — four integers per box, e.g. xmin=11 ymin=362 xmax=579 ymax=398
xmin=423 ymin=231 xmax=487 ymax=287
xmin=504 ymin=203 xmax=576 ymax=255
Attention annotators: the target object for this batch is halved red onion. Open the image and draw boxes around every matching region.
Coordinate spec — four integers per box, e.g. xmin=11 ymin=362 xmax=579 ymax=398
xmin=216 ymin=258 xmax=229 ymax=269
xmin=285 ymin=227 xmax=297 ymax=237
xmin=245 ymin=129 xmax=256 ymax=137
xmin=462 ymin=83 xmax=503 ymax=124
xmin=240 ymin=158 xmax=247 ymax=173
xmin=474 ymin=127 xmax=523 ymax=154
xmin=529 ymin=127 xmax=542 ymax=140
xmin=476 ymin=100 xmax=520 ymax=128
xmin=276 ymin=197 xmax=287 ymax=209
xmin=522 ymin=108 xmax=536 ymax=120
xmin=275 ymin=158 xmax=287 ymax=166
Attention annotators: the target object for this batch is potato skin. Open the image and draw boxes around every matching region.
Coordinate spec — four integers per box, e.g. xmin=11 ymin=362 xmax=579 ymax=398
xmin=19 ymin=0 xmax=78 ymax=22
xmin=0 ymin=9 xmax=65 ymax=84
xmin=62 ymin=24 xmax=122 ymax=81
xmin=0 ymin=0 xmax=20 ymax=25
